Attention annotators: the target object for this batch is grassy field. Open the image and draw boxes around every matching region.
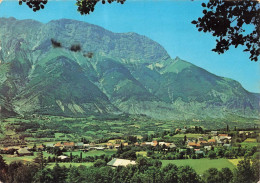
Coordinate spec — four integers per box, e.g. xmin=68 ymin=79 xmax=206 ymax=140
xmin=228 ymin=158 xmax=243 ymax=166
xmin=161 ymin=159 xmax=236 ymax=175
xmin=47 ymin=162 xmax=93 ymax=168
xmin=2 ymin=152 xmax=55 ymax=164
xmin=136 ymin=151 xmax=147 ymax=157
xmin=240 ymin=141 xmax=258 ymax=148
xmin=64 ymin=150 xmax=117 ymax=157
xmin=173 ymin=134 xmax=203 ymax=138
xmin=244 ymin=138 xmax=257 ymax=142
xmin=2 ymin=154 xmax=36 ymax=164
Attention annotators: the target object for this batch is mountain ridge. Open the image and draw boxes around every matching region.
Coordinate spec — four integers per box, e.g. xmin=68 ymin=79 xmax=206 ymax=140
xmin=0 ymin=17 xmax=259 ymax=120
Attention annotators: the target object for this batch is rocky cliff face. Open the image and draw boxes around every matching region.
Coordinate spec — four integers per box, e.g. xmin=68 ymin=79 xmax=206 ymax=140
xmin=0 ymin=17 xmax=259 ymax=119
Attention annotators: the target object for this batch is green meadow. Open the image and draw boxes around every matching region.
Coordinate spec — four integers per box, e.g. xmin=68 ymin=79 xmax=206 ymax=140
xmin=47 ymin=162 xmax=93 ymax=168
xmin=63 ymin=150 xmax=117 ymax=157
xmin=161 ymin=159 xmax=236 ymax=175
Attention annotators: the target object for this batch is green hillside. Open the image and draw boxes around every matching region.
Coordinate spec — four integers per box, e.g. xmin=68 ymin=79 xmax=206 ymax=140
xmin=0 ymin=17 xmax=259 ymax=121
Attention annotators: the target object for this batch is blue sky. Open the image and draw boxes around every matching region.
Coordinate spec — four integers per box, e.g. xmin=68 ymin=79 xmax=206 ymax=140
xmin=0 ymin=0 xmax=259 ymax=93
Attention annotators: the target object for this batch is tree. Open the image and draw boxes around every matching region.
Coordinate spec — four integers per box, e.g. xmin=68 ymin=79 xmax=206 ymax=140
xmin=234 ymin=158 xmax=254 ymax=183
xmin=66 ymin=166 xmax=81 ymax=183
xmin=208 ymin=150 xmax=217 ymax=159
xmin=0 ymin=155 xmax=7 ymax=182
xmin=70 ymin=152 xmax=73 ymax=162
xmin=11 ymin=163 xmax=39 ymax=183
xmin=52 ymin=163 xmax=68 ymax=183
xmin=80 ymin=152 xmax=83 ymax=162
xmin=251 ymin=155 xmax=260 ymax=182
xmin=34 ymin=151 xmax=46 ymax=170
xmin=178 ymin=166 xmax=202 ymax=183
xmin=202 ymin=168 xmax=220 ymax=183
xmin=120 ymin=150 xmax=137 ymax=160
xmin=33 ymin=168 xmax=53 ymax=183
xmin=18 ymin=0 xmax=126 ymax=14
xmin=183 ymin=135 xmax=187 ymax=145
xmin=218 ymin=167 xmax=233 ymax=183
xmin=93 ymin=159 xmax=106 ymax=167
xmin=162 ymin=164 xmax=179 ymax=183
xmin=192 ymin=0 xmax=259 ymax=61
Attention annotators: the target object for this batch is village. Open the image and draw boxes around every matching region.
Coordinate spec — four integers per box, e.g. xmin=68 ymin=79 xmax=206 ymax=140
xmin=1 ymin=125 xmax=258 ymax=168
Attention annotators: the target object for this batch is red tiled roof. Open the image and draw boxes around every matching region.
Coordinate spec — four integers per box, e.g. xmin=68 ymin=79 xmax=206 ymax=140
xmin=63 ymin=142 xmax=75 ymax=146
xmin=218 ymin=134 xmax=228 ymax=137
xmin=188 ymin=142 xmax=197 ymax=146
xmin=55 ymin=142 xmax=63 ymax=147
xmin=199 ymin=141 xmax=208 ymax=144
xmin=208 ymin=139 xmax=216 ymax=143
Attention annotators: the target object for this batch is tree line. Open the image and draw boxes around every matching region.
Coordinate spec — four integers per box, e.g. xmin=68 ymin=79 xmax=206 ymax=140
xmin=0 ymin=154 xmax=259 ymax=183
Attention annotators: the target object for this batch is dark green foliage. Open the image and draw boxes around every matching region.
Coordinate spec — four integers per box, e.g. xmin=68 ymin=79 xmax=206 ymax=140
xmin=233 ymin=158 xmax=255 ymax=183
xmin=177 ymin=166 xmax=202 ymax=183
xmin=34 ymin=151 xmax=47 ymax=170
xmin=52 ymin=163 xmax=68 ymax=183
xmin=218 ymin=168 xmax=233 ymax=183
xmin=18 ymin=0 xmax=47 ymax=12
xmin=208 ymin=151 xmax=217 ymax=159
xmin=93 ymin=159 xmax=106 ymax=167
xmin=192 ymin=0 xmax=259 ymax=61
xmin=18 ymin=0 xmax=126 ymax=15
xmin=0 ymin=157 xmax=259 ymax=183
xmin=3 ymin=161 xmax=39 ymax=183
xmin=202 ymin=168 xmax=220 ymax=183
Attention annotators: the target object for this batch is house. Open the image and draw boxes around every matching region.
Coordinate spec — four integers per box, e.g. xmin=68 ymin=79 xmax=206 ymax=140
xmin=96 ymin=147 xmax=106 ymax=150
xmin=195 ymin=150 xmax=204 ymax=155
xmin=75 ymin=142 xmax=84 ymax=148
xmin=54 ymin=142 xmax=63 ymax=148
xmin=199 ymin=141 xmax=209 ymax=147
xmin=211 ymin=131 xmax=218 ymax=136
xmin=106 ymin=143 xmax=114 ymax=149
xmin=134 ymin=142 xmax=140 ymax=146
xmin=208 ymin=139 xmax=217 ymax=145
xmin=198 ymin=137 xmax=204 ymax=141
xmin=187 ymin=142 xmax=200 ymax=148
xmin=37 ymin=145 xmax=44 ymax=150
xmin=17 ymin=147 xmax=33 ymax=156
xmin=159 ymin=142 xmax=167 ymax=146
xmin=46 ymin=143 xmax=54 ymax=148
xmin=145 ymin=142 xmax=152 ymax=146
xmin=58 ymin=155 xmax=69 ymax=160
xmin=107 ymin=158 xmax=136 ymax=167
xmin=83 ymin=144 xmax=90 ymax=149
xmin=169 ymin=143 xmax=177 ymax=149
xmin=63 ymin=142 xmax=75 ymax=149
xmin=218 ymin=134 xmax=232 ymax=142
xmin=114 ymin=144 xmax=120 ymax=149
xmin=218 ymin=134 xmax=228 ymax=138
xmin=151 ymin=141 xmax=158 ymax=147
xmin=217 ymin=140 xmax=224 ymax=146
xmin=204 ymin=146 xmax=212 ymax=151
xmin=223 ymin=144 xmax=231 ymax=149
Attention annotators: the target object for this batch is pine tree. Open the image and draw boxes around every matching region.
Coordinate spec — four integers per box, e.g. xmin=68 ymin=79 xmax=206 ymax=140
xmin=34 ymin=151 xmax=46 ymax=170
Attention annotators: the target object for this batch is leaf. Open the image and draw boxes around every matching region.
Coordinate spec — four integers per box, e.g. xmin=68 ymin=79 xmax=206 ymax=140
xmin=191 ymin=20 xmax=197 ymax=24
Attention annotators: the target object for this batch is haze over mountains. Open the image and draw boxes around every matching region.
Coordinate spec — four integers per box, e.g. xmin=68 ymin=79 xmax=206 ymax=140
xmin=0 ymin=17 xmax=259 ymax=120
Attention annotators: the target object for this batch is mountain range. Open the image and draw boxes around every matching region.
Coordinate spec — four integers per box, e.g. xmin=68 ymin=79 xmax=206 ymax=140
xmin=0 ymin=17 xmax=259 ymax=120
